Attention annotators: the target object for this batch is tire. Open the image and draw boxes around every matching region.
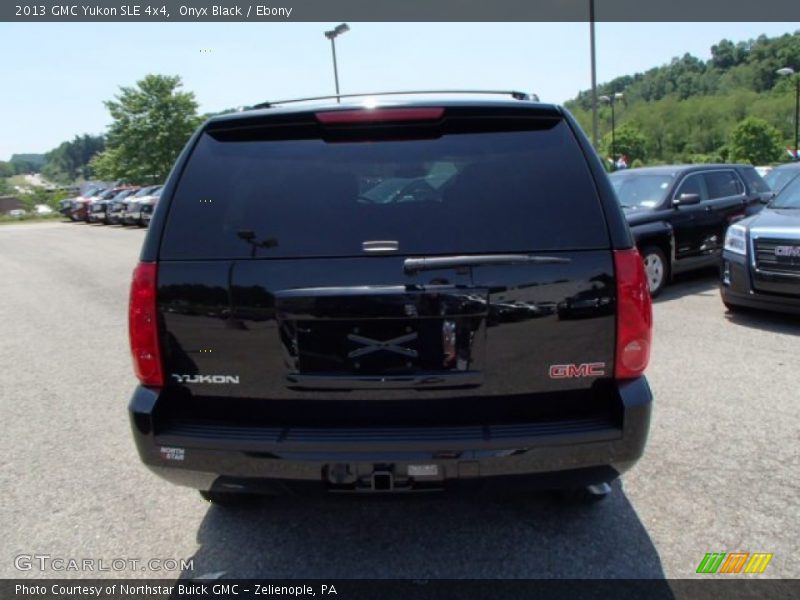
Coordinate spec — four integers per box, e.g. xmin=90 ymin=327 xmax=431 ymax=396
xmin=723 ymin=300 xmax=745 ymax=313
xmin=641 ymin=246 xmax=668 ymax=297
xmin=199 ymin=490 xmax=261 ymax=507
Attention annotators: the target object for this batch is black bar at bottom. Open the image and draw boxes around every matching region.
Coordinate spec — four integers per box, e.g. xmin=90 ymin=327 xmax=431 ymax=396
xmin=2 ymin=579 xmax=797 ymax=600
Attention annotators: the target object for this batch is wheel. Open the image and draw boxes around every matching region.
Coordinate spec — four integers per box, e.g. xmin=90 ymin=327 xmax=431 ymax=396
xmin=641 ymin=246 xmax=668 ymax=297
xmin=723 ymin=300 xmax=745 ymax=313
xmin=199 ymin=490 xmax=261 ymax=507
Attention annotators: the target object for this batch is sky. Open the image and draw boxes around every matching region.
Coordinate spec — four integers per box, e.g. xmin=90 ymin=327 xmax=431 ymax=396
xmin=1 ymin=21 xmax=799 ymax=160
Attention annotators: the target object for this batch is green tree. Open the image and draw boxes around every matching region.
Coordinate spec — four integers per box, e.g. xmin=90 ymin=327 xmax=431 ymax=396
xmin=9 ymin=154 xmax=46 ymax=173
xmin=42 ymin=134 xmax=105 ymax=183
xmin=727 ymin=117 xmax=783 ymax=164
xmin=564 ymin=31 xmax=800 ymax=164
xmin=601 ymin=123 xmax=647 ymax=164
xmin=0 ymin=161 xmax=15 ymax=178
xmin=91 ymin=74 xmax=201 ymax=184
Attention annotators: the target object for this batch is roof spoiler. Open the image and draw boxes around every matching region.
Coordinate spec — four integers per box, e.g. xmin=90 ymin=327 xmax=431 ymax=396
xmin=249 ymin=90 xmax=539 ymax=110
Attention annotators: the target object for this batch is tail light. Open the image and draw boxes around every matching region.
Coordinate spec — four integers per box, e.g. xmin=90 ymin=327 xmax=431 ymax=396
xmin=614 ymin=249 xmax=653 ymax=379
xmin=315 ymin=107 xmax=444 ymax=124
xmin=128 ymin=262 xmax=163 ymax=386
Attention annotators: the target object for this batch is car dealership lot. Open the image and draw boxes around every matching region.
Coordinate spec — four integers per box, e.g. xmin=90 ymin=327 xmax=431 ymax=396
xmin=0 ymin=221 xmax=798 ymax=579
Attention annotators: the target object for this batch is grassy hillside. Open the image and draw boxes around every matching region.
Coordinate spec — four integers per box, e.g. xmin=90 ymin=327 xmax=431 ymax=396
xmin=565 ymin=32 xmax=800 ymax=165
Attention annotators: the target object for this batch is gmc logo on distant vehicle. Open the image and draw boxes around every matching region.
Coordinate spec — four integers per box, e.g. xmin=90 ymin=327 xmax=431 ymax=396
xmin=774 ymin=246 xmax=800 ymax=257
xmin=549 ymin=363 xmax=606 ymax=379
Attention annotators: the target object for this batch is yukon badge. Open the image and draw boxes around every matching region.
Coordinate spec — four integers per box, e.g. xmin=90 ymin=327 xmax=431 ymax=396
xmin=549 ymin=363 xmax=606 ymax=379
xmin=172 ymin=374 xmax=240 ymax=384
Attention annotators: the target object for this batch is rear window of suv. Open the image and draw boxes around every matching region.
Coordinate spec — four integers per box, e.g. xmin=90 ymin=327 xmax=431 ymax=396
xmin=160 ymin=116 xmax=608 ymax=259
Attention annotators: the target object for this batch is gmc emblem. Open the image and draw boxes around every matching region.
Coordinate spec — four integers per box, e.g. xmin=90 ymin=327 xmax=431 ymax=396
xmin=549 ymin=362 xmax=606 ymax=379
xmin=774 ymin=246 xmax=800 ymax=257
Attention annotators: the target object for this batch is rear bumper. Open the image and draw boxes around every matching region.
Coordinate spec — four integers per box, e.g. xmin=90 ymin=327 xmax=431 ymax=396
xmin=129 ymin=378 xmax=653 ymax=493
xmin=721 ymin=251 xmax=800 ymax=315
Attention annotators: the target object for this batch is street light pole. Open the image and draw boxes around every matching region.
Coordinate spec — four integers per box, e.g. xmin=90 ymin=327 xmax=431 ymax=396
xmin=324 ymin=23 xmax=350 ymax=103
xmin=777 ymin=67 xmax=799 ymax=161
xmin=589 ymin=0 xmax=598 ymax=149
xmin=793 ymin=76 xmax=800 ymax=161
xmin=599 ymin=92 xmax=624 ymax=169
xmin=610 ymin=100 xmax=616 ymax=160
xmin=329 ymin=37 xmax=340 ymax=100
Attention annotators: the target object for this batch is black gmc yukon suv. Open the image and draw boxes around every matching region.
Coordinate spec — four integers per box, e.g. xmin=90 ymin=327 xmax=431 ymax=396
xmin=128 ymin=92 xmax=653 ymax=505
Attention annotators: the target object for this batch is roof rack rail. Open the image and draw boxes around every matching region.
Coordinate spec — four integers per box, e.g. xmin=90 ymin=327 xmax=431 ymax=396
xmin=250 ymin=90 xmax=539 ymax=110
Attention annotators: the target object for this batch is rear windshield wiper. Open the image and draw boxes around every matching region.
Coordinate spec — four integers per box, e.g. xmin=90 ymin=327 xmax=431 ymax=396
xmin=404 ymin=254 xmax=570 ymax=274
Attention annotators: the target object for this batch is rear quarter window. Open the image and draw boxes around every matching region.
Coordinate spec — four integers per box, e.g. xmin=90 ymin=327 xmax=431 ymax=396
xmin=159 ymin=117 xmax=609 ymax=259
xmin=703 ymin=170 xmax=743 ymax=199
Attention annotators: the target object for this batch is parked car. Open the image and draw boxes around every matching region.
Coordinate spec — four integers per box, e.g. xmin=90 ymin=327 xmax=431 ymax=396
xmin=134 ymin=187 xmax=163 ymax=227
xmin=87 ymin=186 xmax=133 ymax=224
xmin=609 ymin=164 xmax=772 ymax=296
xmin=34 ymin=204 xmax=53 ymax=215
xmin=122 ymin=185 xmax=162 ymax=225
xmin=86 ymin=190 xmax=112 ymax=223
xmin=7 ymin=209 xmax=27 ymax=218
xmin=70 ymin=188 xmax=108 ymax=221
xmin=721 ymin=174 xmax=800 ymax=314
xmin=106 ymin=188 xmax=141 ymax=224
xmin=128 ymin=92 xmax=654 ymax=506
xmin=762 ymin=162 xmax=800 ymax=196
xmin=63 ymin=186 xmax=106 ymax=220
xmin=59 ymin=196 xmax=78 ymax=217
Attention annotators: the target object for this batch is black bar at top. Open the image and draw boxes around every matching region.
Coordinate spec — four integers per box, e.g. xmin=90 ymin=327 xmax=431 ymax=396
xmin=3 ymin=0 xmax=800 ymax=22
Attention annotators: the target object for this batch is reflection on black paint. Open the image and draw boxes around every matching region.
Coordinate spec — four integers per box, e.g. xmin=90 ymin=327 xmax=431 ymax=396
xmin=160 ymin=283 xmax=228 ymax=317
xmin=557 ymin=273 xmax=615 ymax=321
xmin=163 ymin=331 xmax=198 ymax=378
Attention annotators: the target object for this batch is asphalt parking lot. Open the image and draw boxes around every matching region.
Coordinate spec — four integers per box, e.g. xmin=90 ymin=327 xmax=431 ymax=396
xmin=0 ymin=221 xmax=798 ymax=579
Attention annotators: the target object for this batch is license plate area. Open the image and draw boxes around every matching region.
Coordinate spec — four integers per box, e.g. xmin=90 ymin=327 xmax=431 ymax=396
xmin=276 ymin=286 xmax=488 ymax=382
xmin=296 ymin=318 xmax=478 ymax=374
xmin=297 ymin=319 xmax=419 ymax=373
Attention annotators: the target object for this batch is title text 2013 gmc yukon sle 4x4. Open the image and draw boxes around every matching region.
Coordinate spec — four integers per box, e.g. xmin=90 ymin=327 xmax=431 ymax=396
xmin=128 ymin=92 xmax=653 ymax=505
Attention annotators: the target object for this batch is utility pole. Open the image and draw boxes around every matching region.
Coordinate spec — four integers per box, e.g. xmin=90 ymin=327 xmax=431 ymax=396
xmin=590 ymin=0 xmax=598 ymax=148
